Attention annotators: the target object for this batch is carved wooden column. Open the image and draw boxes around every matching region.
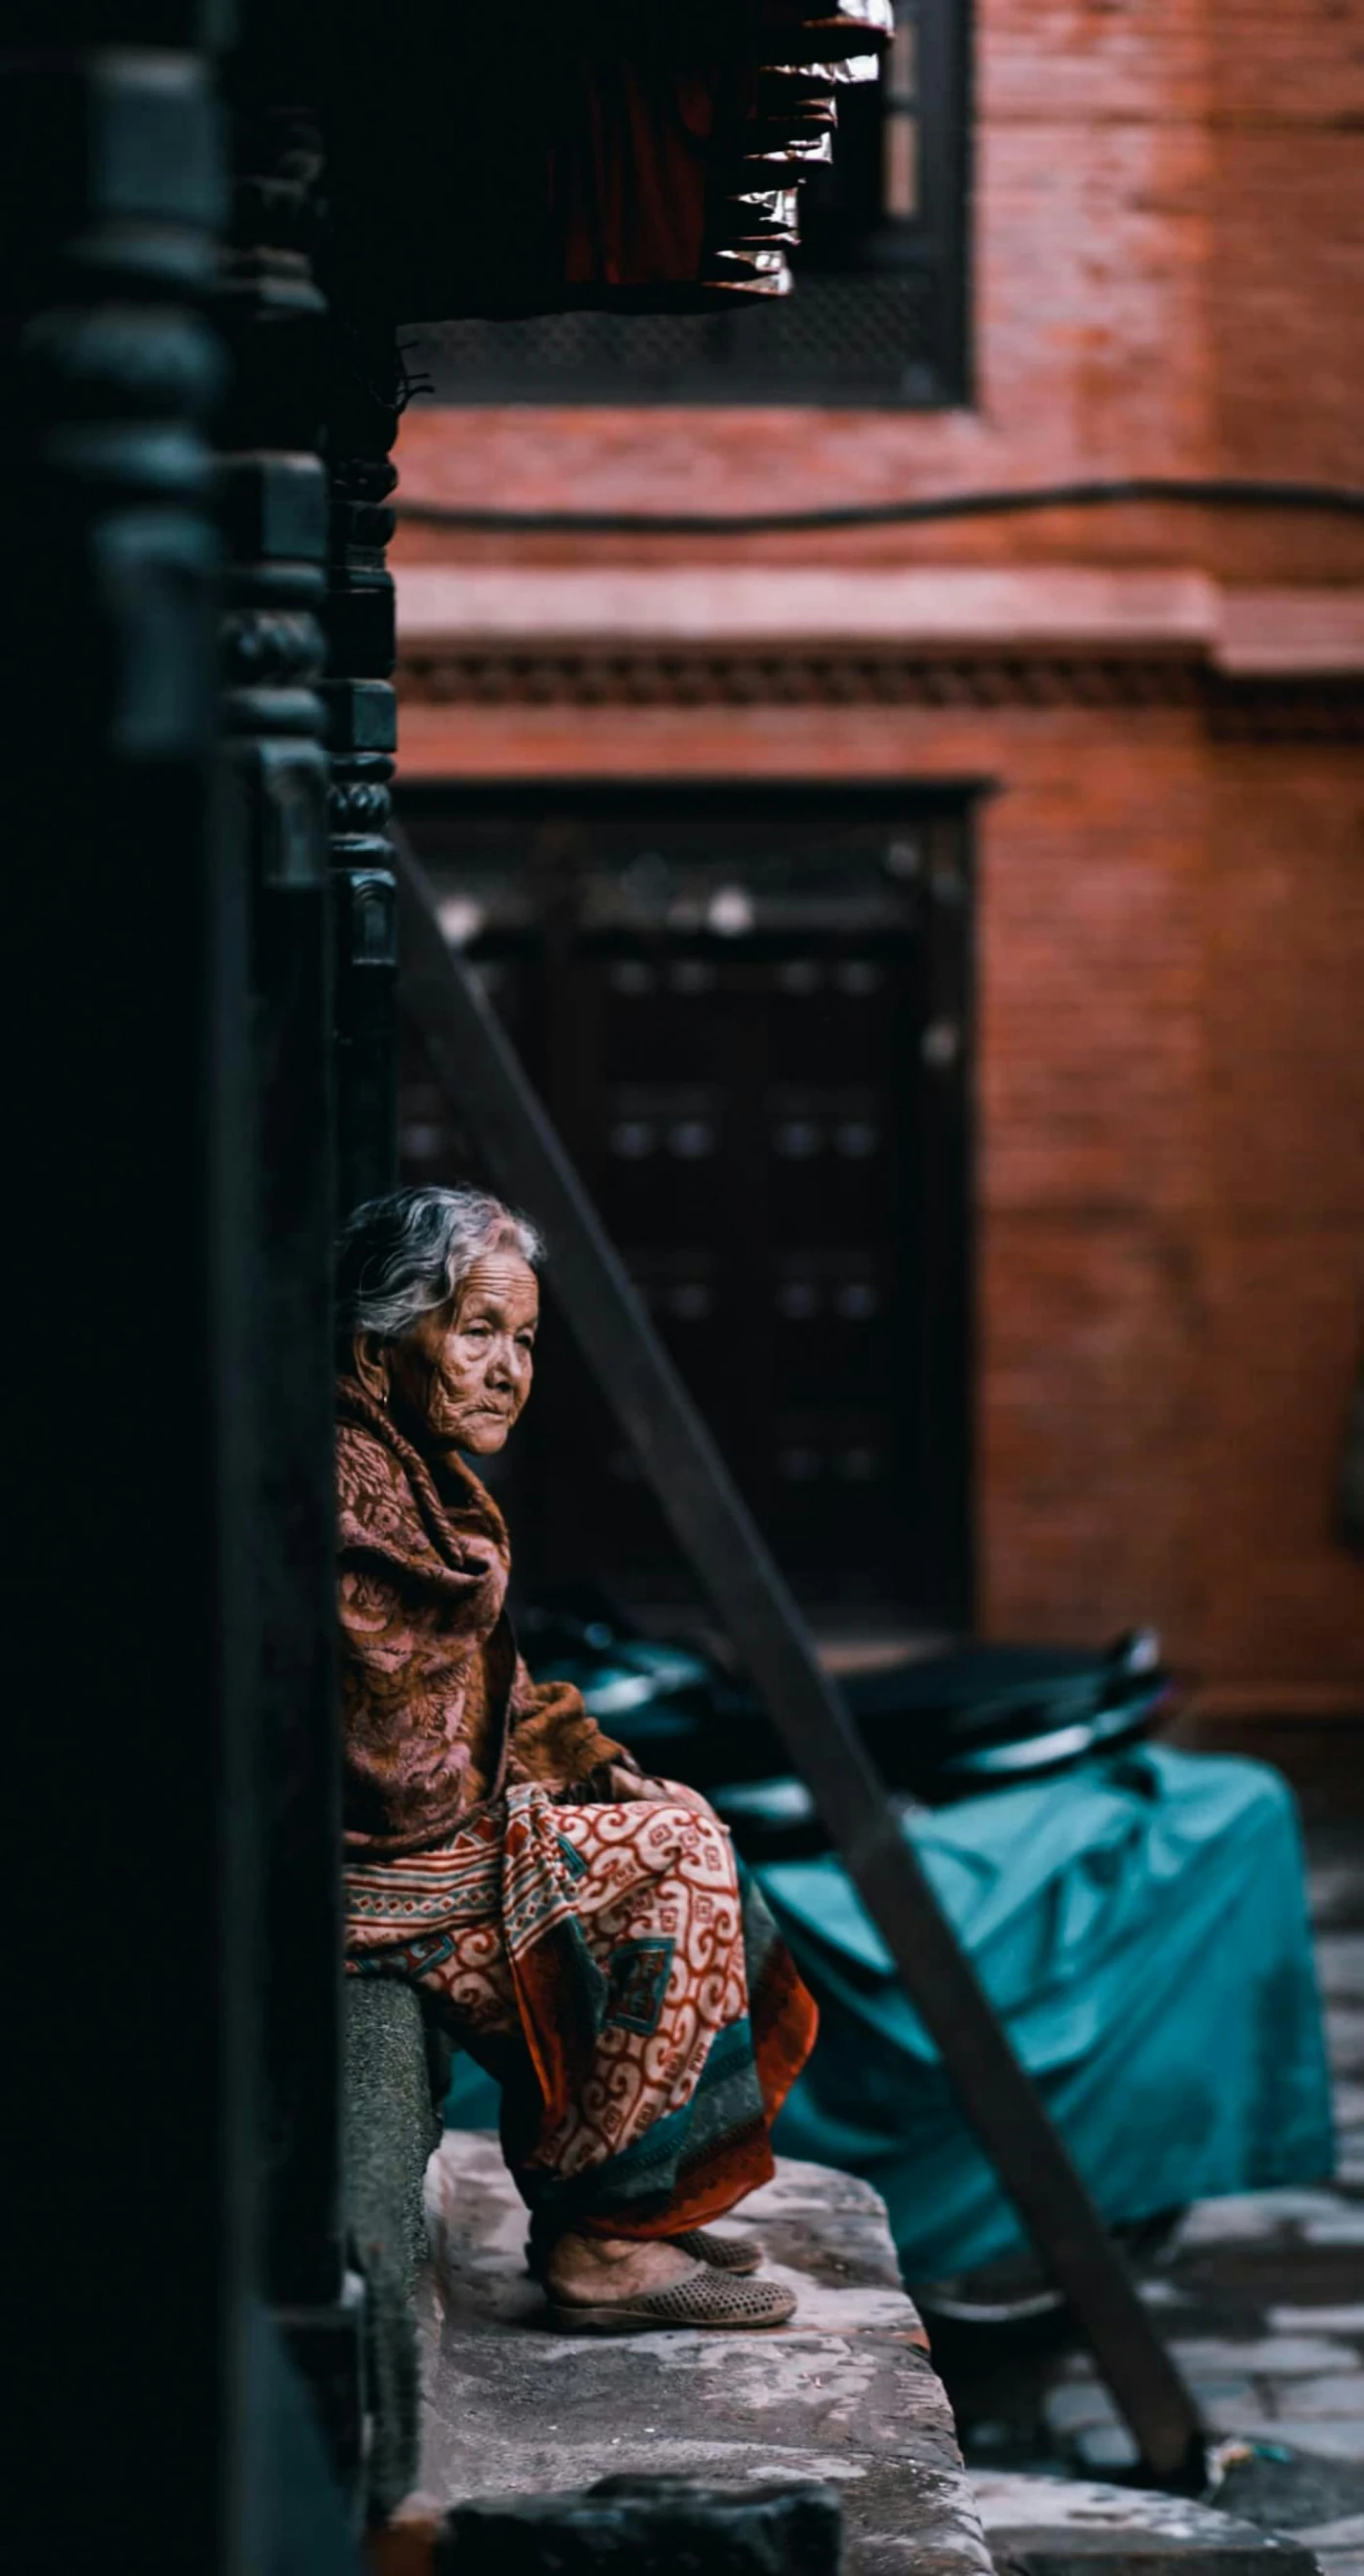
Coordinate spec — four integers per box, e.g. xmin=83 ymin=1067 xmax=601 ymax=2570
xmin=324 ymin=319 xmax=403 ymax=1217
xmin=216 ymin=80 xmax=363 ymax=2500
xmin=3 ymin=32 xmax=262 ymax=2571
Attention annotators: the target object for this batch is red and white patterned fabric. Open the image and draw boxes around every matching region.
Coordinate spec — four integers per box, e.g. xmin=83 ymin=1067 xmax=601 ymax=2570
xmin=346 ymin=1781 xmax=817 ymax=2239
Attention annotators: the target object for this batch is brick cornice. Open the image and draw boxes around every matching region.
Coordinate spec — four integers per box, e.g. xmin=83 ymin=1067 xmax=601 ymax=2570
xmin=396 ymin=569 xmax=1364 ymax=731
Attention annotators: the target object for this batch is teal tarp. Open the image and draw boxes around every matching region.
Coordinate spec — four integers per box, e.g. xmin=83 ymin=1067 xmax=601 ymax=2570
xmin=760 ymin=1747 xmax=1335 ymax=2282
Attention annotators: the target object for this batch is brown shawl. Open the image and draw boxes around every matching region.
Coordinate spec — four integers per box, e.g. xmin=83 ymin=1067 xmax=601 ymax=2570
xmin=337 ymin=1375 xmax=629 ymax=1856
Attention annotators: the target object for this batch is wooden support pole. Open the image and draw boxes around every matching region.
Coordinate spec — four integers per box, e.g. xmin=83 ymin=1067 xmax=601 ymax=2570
xmin=395 ymin=830 xmax=1206 ymax=2489
xmin=324 ymin=318 xmax=402 ymax=1219
xmin=216 ymin=66 xmax=362 ymax=2501
xmin=4 ymin=37 xmax=258 ymax=2571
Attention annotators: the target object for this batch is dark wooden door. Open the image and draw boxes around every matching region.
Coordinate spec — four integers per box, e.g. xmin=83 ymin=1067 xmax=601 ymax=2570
xmin=397 ymin=787 xmax=974 ymax=1631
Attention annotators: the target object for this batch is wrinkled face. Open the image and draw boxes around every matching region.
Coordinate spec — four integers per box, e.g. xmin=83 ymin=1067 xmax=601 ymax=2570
xmin=356 ymin=1246 xmax=539 ymax=1457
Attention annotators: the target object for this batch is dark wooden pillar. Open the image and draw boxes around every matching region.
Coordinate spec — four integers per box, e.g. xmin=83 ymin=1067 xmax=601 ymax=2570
xmin=217 ymin=74 xmax=363 ymax=2496
xmin=4 ymin=31 xmax=261 ymax=2572
xmin=324 ymin=318 xmax=402 ymax=1217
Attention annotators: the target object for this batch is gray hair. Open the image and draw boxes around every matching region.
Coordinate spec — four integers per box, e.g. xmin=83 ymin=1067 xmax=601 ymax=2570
xmin=336 ymin=1185 xmax=543 ymax=1352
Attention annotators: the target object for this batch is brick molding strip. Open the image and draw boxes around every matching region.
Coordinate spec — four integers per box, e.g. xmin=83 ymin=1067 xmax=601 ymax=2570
xmin=398 ymin=646 xmax=1361 ymax=735
xmin=395 ymin=571 xmax=1364 ymax=731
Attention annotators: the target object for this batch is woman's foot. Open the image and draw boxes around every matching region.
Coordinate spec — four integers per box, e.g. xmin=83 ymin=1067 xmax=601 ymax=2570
xmin=543 ymin=2230 xmax=795 ymax=2333
xmin=546 ymin=2232 xmax=698 ymax=2303
xmin=527 ymin=2224 xmax=763 ymax=2282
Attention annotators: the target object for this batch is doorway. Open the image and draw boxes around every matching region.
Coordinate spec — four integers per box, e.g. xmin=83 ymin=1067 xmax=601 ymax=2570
xmin=396 ymin=785 xmax=976 ymax=1638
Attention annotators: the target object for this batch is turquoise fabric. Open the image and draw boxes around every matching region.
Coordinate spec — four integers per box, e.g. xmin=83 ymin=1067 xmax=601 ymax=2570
xmin=445 ymin=2047 xmax=502 ymax=2128
xmin=759 ymin=1747 xmax=1335 ymax=2284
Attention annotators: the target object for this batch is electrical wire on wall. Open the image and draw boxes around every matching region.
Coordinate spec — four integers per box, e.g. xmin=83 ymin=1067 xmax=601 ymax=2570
xmin=393 ymin=476 xmax=1364 ymax=539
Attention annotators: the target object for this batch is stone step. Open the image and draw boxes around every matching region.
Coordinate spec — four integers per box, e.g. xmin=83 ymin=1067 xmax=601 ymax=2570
xmin=971 ymin=2472 xmax=1319 ymax=2576
xmin=401 ymin=2134 xmax=996 ymax=2576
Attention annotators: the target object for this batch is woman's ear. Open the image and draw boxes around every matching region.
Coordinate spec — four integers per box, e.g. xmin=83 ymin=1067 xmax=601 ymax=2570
xmin=351 ymin=1332 xmax=390 ymax=1406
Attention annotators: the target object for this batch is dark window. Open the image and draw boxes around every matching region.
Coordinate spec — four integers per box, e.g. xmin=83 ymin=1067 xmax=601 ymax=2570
xmin=402 ymin=0 xmax=970 ymax=407
xmin=395 ymin=785 xmax=976 ymax=1640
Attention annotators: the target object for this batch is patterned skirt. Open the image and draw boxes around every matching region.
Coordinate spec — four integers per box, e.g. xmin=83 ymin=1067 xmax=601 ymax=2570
xmin=345 ymin=1783 xmax=818 ymax=2244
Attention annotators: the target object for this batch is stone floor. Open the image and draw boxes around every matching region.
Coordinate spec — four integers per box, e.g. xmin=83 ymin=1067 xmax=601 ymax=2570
xmin=955 ymin=1824 xmax=1364 ymax=2569
xmin=402 ymin=2134 xmax=1349 ymax=2576
xmin=395 ymin=1818 xmax=1362 ymax=2576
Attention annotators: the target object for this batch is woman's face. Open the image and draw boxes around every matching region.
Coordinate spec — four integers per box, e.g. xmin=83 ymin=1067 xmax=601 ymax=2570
xmin=358 ymin=1247 xmax=539 ymax=1457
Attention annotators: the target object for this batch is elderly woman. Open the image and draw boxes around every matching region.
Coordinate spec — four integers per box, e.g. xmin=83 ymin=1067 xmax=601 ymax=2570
xmin=336 ymin=1184 xmax=817 ymax=2331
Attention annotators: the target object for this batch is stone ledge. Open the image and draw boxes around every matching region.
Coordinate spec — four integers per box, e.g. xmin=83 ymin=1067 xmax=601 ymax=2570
xmin=410 ymin=2134 xmax=994 ymax=2576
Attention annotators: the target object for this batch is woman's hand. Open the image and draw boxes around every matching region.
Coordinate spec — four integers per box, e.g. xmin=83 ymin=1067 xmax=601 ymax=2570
xmin=605 ymin=1763 xmax=715 ymax=1819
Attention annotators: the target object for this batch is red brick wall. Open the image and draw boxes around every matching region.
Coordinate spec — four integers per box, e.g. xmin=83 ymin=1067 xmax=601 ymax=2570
xmin=392 ymin=0 xmax=1364 ymax=579
xmin=391 ymin=0 xmax=1364 ymax=1710
xmin=1197 ymin=745 xmax=1363 ymax=1694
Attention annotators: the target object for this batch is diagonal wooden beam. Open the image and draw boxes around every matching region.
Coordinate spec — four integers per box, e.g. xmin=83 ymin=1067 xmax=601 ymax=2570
xmin=394 ymin=830 xmax=1205 ymax=2486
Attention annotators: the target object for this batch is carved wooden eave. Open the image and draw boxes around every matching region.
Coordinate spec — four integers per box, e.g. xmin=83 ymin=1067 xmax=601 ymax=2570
xmin=323 ymin=0 xmax=890 ymax=323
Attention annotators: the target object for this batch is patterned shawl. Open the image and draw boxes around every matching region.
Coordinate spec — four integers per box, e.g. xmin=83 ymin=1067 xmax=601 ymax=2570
xmin=336 ymin=1375 xmax=628 ymax=1856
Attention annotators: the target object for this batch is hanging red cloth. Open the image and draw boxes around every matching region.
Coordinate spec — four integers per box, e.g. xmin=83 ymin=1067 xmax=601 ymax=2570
xmin=325 ymin=0 xmax=889 ymax=317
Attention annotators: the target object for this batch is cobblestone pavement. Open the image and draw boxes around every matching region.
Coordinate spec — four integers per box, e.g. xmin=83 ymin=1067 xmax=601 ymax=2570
xmin=955 ymin=1823 xmax=1364 ymax=2565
